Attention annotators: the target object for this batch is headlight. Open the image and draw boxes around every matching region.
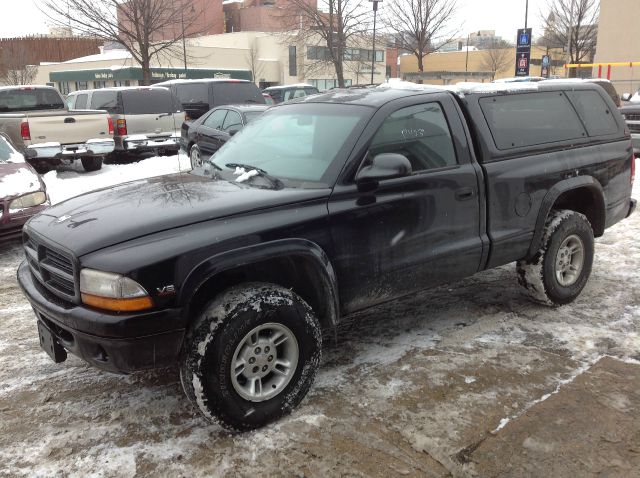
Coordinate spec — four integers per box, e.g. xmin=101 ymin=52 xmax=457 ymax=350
xmin=621 ymin=114 xmax=626 ymax=120
xmin=80 ymin=268 xmax=153 ymax=312
xmin=9 ymin=191 xmax=46 ymax=210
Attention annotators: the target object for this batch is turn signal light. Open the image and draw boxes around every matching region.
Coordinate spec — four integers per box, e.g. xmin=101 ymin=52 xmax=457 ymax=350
xmin=81 ymin=293 xmax=154 ymax=312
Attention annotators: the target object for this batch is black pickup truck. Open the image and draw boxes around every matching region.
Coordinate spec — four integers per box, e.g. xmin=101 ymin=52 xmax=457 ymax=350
xmin=18 ymin=82 xmax=636 ymax=430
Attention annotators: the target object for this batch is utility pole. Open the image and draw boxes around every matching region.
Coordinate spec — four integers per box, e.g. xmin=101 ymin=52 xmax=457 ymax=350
xmin=566 ymin=0 xmax=576 ymax=77
xmin=369 ymin=0 xmax=383 ymax=85
xmin=181 ymin=6 xmax=187 ymax=70
xmin=465 ymin=33 xmax=470 ymax=75
xmin=524 ymin=0 xmax=529 ymax=28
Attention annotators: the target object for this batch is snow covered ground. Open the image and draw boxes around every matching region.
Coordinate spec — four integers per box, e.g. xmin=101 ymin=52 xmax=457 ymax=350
xmin=0 ymin=158 xmax=638 ymax=476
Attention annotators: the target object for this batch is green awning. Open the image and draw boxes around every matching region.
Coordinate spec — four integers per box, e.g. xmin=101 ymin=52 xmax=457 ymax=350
xmin=50 ymin=67 xmax=252 ymax=82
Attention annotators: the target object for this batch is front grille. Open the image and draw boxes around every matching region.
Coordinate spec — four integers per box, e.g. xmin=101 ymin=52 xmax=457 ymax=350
xmin=24 ymin=231 xmax=79 ymax=304
xmin=624 ymin=114 xmax=640 ymax=121
xmin=628 ymin=123 xmax=640 ymax=133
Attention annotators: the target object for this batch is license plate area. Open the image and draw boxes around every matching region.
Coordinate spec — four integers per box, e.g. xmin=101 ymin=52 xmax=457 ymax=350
xmin=37 ymin=321 xmax=67 ymax=363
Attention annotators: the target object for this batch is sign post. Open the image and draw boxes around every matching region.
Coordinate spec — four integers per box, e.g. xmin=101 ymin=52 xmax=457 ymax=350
xmin=514 ymin=28 xmax=532 ymax=77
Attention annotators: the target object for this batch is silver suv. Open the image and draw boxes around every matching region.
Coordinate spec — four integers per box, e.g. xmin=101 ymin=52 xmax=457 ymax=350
xmin=66 ymin=87 xmax=185 ymax=157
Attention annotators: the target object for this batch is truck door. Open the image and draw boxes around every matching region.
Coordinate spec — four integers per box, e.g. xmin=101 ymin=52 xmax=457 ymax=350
xmin=328 ymin=96 xmax=484 ymax=313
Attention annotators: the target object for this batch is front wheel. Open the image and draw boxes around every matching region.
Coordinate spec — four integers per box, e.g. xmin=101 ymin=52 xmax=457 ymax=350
xmin=517 ymin=209 xmax=594 ymax=306
xmin=189 ymin=145 xmax=203 ymax=169
xmin=180 ymin=283 xmax=322 ymax=431
xmin=81 ymin=156 xmax=103 ymax=172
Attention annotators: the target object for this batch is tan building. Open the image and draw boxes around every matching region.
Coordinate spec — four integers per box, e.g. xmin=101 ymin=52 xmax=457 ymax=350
xmin=592 ymin=0 xmax=640 ymax=96
xmin=34 ymin=32 xmax=387 ymax=93
xmin=399 ymin=46 xmax=564 ymax=85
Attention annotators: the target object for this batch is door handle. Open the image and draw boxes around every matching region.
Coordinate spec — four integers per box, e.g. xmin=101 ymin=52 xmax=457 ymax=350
xmin=64 ymin=117 xmax=76 ymax=123
xmin=455 ymin=187 xmax=474 ymax=200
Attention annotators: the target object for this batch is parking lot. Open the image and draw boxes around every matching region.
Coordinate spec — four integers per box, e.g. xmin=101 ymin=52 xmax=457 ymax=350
xmin=0 ymin=164 xmax=638 ymax=477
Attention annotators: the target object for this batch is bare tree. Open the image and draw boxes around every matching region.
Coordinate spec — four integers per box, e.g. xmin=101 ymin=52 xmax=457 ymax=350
xmin=246 ymin=39 xmax=264 ymax=86
xmin=0 ymin=43 xmax=38 ymax=85
xmin=539 ymin=0 xmax=598 ymax=74
xmin=282 ymin=0 xmax=372 ymax=87
xmin=40 ymin=0 xmax=204 ymax=85
xmin=480 ymin=39 xmax=512 ymax=80
xmin=383 ymin=0 xmax=459 ymax=73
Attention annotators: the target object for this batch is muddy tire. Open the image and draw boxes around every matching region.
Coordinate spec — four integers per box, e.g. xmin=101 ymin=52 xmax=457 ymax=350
xmin=81 ymin=156 xmax=103 ymax=172
xmin=180 ymin=283 xmax=322 ymax=431
xmin=517 ymin=209 xmax=594 ymax=306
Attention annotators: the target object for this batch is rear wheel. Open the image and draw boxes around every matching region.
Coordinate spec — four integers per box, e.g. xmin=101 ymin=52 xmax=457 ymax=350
xmin=81 ymin=156 xmax=103 ymax=172
xmin=189 ymin=145 xmax=203 ymax=169
xmin=180 ymin=283 xmax=322 ymax=431
xmin=517 ymin=209 xmax=594 ymax=305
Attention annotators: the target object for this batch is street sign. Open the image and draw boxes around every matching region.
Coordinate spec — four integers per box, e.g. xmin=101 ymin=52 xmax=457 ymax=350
xmin=515 ymin=27 xmax=532 ymax=77
xmin=541 ymin=54 xmax=550 ymax=78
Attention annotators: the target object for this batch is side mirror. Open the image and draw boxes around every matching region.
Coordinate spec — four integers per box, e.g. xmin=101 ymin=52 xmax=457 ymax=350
xmin=356 ymin=153 xmax=412 ymax=186
xmin=621 ymin=93 xmax=632 ymax=102
xmin=228 ymin=126 xmax=242 ymax=136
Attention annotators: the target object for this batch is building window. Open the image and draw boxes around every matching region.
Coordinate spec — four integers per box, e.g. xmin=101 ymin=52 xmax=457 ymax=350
xmin=114 ymin=80 xmax=130 ymax=87
xmin=309 ymin=79 xmax=352 ymax=91
xmin=75 ymin=81 xmax=88 ymax=91
xmin=94 ymin=81 xmax=107 ymax=89
xmin=289 ymin=46 xmax=297 ymax=77
xmin=342 ymin=49 xmax=384 ymax=62
xmin=58 ymin=81 xmax=70 ymax=95
xmin=307 ymin=46 xmax=332 ymax=61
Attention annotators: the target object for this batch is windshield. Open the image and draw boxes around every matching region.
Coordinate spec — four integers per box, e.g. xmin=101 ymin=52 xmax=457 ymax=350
xmin=0 ymin=136 xmax=23 ymax=163
xmin=210 ymin=103 xmax=370 ymax=187
xmin=0 ymin=88 xmax=65 ymax=112
xmin=243 ymin=111 xmax=264 ymax=123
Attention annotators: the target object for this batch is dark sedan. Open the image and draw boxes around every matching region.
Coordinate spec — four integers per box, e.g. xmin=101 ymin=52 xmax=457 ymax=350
xmin=181 ymin=104 xmax=269 ymax=169
xmin=0 ymin=134 xmax=48 ymax=241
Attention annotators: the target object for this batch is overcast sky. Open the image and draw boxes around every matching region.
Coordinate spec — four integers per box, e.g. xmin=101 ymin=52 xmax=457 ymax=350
xmin=2 ymin=0 xmax=548 ymax=42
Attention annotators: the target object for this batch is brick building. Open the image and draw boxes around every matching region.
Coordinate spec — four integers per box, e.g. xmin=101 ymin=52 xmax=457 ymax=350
xmin=117 ymin=0 xmax=225 ymax=40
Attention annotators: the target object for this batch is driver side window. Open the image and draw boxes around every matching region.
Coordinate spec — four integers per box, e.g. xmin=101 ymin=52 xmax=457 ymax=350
xmin=369 ymin=103 xmax=457 ymax=173
xmin=203 ymin=109 xmax=227 ymax=130
xmin=222 ymin=111 xmax=242 ymax=132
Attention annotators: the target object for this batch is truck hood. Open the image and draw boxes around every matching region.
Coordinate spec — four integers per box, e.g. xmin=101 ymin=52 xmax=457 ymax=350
xmin=26 ymin=172 xmax=330 ymax=256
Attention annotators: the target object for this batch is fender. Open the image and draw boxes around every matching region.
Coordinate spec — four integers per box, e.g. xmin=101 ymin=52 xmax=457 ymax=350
xmin=178 ymin=238 xmax=340 ymax=329
xmin=527 ymin=176 xmax=605 ymax=258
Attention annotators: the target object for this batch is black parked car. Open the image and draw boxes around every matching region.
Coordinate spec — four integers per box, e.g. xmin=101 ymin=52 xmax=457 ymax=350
xmin=155 ymin=79 xmax=265 ymax=120
xmin=181 ymin=104 xmax=269 ymax=169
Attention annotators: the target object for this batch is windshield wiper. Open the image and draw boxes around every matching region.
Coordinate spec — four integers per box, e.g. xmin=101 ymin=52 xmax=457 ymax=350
xmin=225 ymin=163 xmax=283 ymax=189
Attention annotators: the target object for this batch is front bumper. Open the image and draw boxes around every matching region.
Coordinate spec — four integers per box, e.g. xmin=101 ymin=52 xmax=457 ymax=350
xmin=25 ymin=139 xmax=115 ymax=162
xmin=17 ymin=260 xmax=185 ymax=373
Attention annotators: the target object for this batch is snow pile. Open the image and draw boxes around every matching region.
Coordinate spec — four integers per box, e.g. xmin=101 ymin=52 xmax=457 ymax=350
xmin=0 ymin=167 xmax=41 ymax=197
xmin=42 ymin=154 xmax=191 ymax=205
